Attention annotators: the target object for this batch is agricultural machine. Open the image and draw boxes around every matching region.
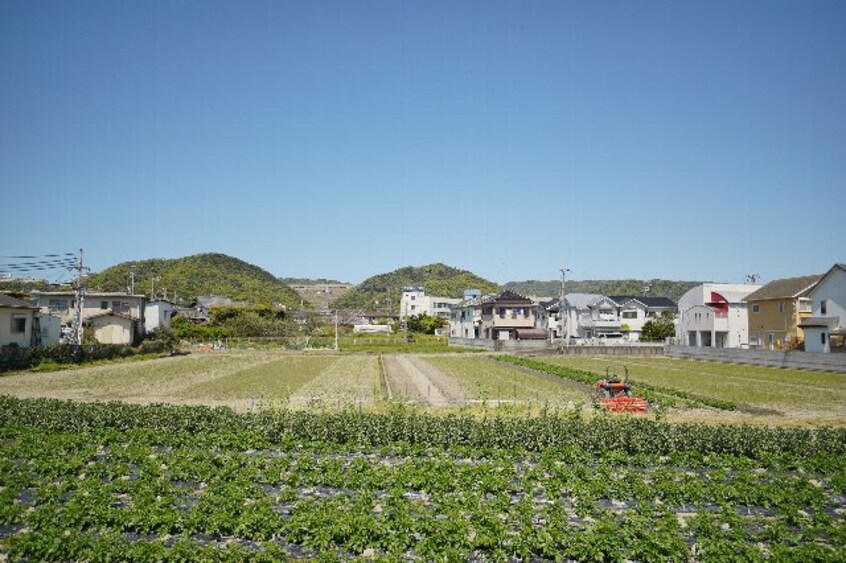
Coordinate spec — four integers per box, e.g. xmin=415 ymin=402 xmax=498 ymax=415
xmin=593 ymin=367 xmax=648 ymax=413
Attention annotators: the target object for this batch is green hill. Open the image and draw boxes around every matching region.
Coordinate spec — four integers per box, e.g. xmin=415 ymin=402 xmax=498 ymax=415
xmin=331 ymin=263 xmax=500 ymax=310
xmin=503 ymin=279 xmax=701 ymax=302
xmin=86 ymin=253 xmax=303 ymax=307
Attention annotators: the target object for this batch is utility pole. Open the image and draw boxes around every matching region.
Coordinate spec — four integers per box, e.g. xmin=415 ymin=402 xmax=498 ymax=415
xmin=334 ymin=310 xmax=339 ymax=351
xmin=71 ymin=248 xmax=85 ymax=346
xmin=129 ymin=270 xmax=136 ymax=294
xmin=560 ymin=267 xmax=570 ymax=342
xmin=151 ymin=276 xmax=160 ymax=300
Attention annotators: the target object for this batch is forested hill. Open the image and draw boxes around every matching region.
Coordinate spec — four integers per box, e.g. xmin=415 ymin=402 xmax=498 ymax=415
xmin=503 ymin=279 xmax=702 ymax=302
xmin=86 ymin=253 xmax=303 ymax=307
xmin=331 ymin=263 xmax=500 ymax=310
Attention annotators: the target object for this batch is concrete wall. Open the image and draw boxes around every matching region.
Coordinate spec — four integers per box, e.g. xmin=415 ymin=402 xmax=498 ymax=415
xmin=448 ymin=338 xmax=664 ymax=355
xmin=665 ymin=344 xmax=846 ymax=373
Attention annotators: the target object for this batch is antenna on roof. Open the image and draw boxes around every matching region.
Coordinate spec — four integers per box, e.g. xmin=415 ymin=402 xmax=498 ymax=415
xmin=745 ymin=273 xmax=760 ymax=284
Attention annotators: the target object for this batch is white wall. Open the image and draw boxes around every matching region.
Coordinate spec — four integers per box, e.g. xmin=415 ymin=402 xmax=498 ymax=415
xmin=144 ymin=301 xmax=174 ymax=333
xmin=0 ymin=308 xmax=32 ymax=347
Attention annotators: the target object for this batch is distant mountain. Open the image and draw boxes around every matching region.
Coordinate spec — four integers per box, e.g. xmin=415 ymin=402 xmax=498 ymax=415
xmin=86 ymin=253 xmax=303 ymax=307
xmin=331 ymin=263 xmax=500 ymax=310
xmin=503 ymin=279 xmax=702 ymax=303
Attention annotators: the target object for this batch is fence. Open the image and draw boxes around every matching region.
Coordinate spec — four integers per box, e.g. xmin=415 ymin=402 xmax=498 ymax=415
xmin=664 ymin=345 xmax=846 ymax=373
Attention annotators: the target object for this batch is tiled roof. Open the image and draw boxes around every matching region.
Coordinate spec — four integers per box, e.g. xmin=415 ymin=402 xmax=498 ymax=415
xmin=0 ymin=293 xmax=36 ymax=309
xmin=744 ymin=275 xmax=821 ymax=301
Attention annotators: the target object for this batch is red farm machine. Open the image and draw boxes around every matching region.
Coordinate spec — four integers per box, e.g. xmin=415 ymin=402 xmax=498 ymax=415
xmin=593 ymin=367 xmax=648 ymax=413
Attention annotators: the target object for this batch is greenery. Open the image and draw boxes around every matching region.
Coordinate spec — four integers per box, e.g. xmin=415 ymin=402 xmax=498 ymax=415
xmin=1 ymin=397 xmax=845 ymax=560
xmin=495 ymin=355 xmax=738 ymax=411
xmin=86 ymin=253 xmax=303 ymax=308
xmin=503 ymin=279 xmax=702 ymax=302
xmin=406 ymin=313 xmax=447 ymax=334
xmin=0 ymin=342 xmax=171 ymax=372
xmin=640 ymin=311 xmax=677 ymax=341
xmin=331 ymin=263 xmax=500 ymax=310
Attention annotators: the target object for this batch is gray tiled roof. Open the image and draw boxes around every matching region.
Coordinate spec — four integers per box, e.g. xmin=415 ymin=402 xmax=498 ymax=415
xmin=0 ymin=293 xmax=36 ymax=309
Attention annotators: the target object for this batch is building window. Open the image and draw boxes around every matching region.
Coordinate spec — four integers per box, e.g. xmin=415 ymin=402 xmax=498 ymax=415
xmin=48 ymin=299 xmax=69 ymax=313
xmin=622 ymin=311 xmax=637 ymax=319
xmin=778 ymin=301 xmax=785 ymax=313
xmin=11 ymin=315 xmax=26 ymax=333
xmin=752 ymin=304 xmax=760 ymax=314
xmin=101 ymin=301 xmax=109 ymax=310
xmin=821 ymin=300 xmax=827 ymax=315
xmin=822 ymin=332 xmax=827 ymax=345
xmin=499 ymin=307 xmax=506 ymax=319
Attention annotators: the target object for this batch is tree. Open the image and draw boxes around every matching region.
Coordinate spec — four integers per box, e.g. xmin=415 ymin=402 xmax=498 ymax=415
xmin=639 ymin=311 xmax=676 ymax=342
xmin=406 ymin=314 xmax=447 ymax=335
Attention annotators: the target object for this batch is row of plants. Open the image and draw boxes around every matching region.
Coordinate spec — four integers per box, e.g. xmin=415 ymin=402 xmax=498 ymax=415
xmin=1 ymin=396 xmax=844 ymax=458
xmin=2 ymin=411 xmax=845 ymax=560
xmin=0 ymin=341 xmax=172 ymax=373
xmin=495 ymin=355 xmax=738 ymax=411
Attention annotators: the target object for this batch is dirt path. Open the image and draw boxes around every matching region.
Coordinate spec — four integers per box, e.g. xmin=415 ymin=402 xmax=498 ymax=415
xmin=383 ymin=354 xmax=466 ymax=406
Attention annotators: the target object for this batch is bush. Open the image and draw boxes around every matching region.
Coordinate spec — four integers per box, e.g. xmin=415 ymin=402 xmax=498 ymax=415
xmin=0 ymin=341 xmax=169 ymax=372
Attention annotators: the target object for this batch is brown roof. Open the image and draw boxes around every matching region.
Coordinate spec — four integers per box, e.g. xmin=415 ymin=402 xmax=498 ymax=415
xmin=744 ymin=275 xmax=821 ymax=301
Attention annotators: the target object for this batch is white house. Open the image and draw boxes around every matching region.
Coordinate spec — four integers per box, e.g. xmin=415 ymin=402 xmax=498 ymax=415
xmin=144 ymin=299 xmax=175 ymax=333
xmin=400 ymin=286 xmax=461 ymax=321
xmin=0 ymin=294 xmax=37 ymax=348
xmin=799 ymin=263 xmax=846 ymax=353
xmin=31 ymin=291 xmax=147 ymax=344
xmin=559 ymin=293 xmax=624 ymax=340
xmin=676 ymin=283 xmax=761 ymax=348
xmin=609 ymin=296 xmax=677 ymax=341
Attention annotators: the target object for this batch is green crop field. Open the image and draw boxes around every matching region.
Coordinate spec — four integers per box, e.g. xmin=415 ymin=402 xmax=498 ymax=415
xmin=1 ymin=397 xmax=845 ymax=561
xmin=534 ymin=355 xmax=846 ymax=422
xmin=423 ymin=356 xmax=588 ymax=407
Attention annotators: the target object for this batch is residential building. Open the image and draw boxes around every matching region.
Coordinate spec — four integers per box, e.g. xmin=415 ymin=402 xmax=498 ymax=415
xmin=799 ymin=264 xmax=846 ymax=353
xmin=450 ymin=290 xmax=545 ymax=340
xmin=145 ymin=299 xmax=176 ymax=333
xmin=559 ymin=293 xmax=624 ymax=340
xmin=399 ymin=286 xmax=461 ymax=321
xmin=676 ymin=283 xmax=761 ymax=348
xmin=0 ymin=294 xmax=37 ymax=348
xmin=609 ymin=296 xmax=678 ymax=341
xmin=31 ymin=291 xmax=147 ymax=343
xmin=744 ymin=275 xmax=820 ymax=350
xmin=87 ymin=311 xmax=139 ymax=344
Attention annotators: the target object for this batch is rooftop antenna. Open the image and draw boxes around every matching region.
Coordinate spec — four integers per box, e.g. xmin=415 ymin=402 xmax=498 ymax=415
xmin=745 ymin=273 xmax=760 ymax=284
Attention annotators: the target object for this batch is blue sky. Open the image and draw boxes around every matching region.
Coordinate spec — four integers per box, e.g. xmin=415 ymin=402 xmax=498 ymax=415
xmin=2 ymin=1 xmax=844 ymax=285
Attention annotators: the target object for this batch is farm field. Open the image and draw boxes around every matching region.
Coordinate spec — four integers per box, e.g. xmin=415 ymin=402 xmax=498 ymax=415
xmin=536 ymin=355 xmax=846 ymax=424
xmin=1 ymin=397 xmax=845 ymax=561
xmin=0 ymin=352 xmax=380 ymax=412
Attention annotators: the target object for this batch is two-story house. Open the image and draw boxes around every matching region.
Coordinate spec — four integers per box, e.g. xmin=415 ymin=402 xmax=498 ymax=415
xmin=31 ymin=291 xmax=147 ymax=344
xmin=560 ymin=293 xmax=624 ymax=340
xmin=676 ymin=283 xmax=761 ymax=348
xmin=400 ymin=286 xmax=461 ymax=321
xmin=609 ymin=296 xmax=677 ymax=341
xmin=799 ymin=264 xmax=846 ymax=353
xmin=478 ymin=290 xmax=543 ymax=340
xmin=743 ymin=274 xmax=820 ymax=350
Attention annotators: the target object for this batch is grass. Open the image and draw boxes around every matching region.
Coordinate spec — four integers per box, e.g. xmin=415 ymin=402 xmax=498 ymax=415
xmin=182 ymin=356 xmax=339 ymax=401
xmin=424 ymin=356 xmax=589 ymax=408
xmin=538 ymin=355 xmax=846 ymax=416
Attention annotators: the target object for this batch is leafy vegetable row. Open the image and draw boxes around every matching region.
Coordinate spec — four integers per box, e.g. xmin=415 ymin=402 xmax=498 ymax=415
xmin=2 ymin=395 xmax=844 ymax=458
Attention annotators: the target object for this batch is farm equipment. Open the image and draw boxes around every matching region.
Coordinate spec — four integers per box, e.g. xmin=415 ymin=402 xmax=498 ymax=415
xmin=593 ymin=367 xmax=648 ymax=413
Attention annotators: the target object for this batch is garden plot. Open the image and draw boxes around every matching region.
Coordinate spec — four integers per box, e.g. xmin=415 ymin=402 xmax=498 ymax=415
xmin=540 ymin=355 xmax=846 ymax=421
xmin=286 ymin=355 xmax=378 ymax=409
xmin=0 ymin=352 xmax=282 ymax=408
xmin=382 ymin=354 xmax=467 ymax=406
xmin=425 ymin=355 xmax=590 ymax=408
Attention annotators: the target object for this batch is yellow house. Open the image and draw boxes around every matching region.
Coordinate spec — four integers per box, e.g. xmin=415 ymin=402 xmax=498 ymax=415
xmin=745 ymin=274 xmax=820 ymax=350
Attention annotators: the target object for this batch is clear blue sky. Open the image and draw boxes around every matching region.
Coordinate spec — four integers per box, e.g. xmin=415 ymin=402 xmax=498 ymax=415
xmin=2 ymin=1 xmax=844 ymax=285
